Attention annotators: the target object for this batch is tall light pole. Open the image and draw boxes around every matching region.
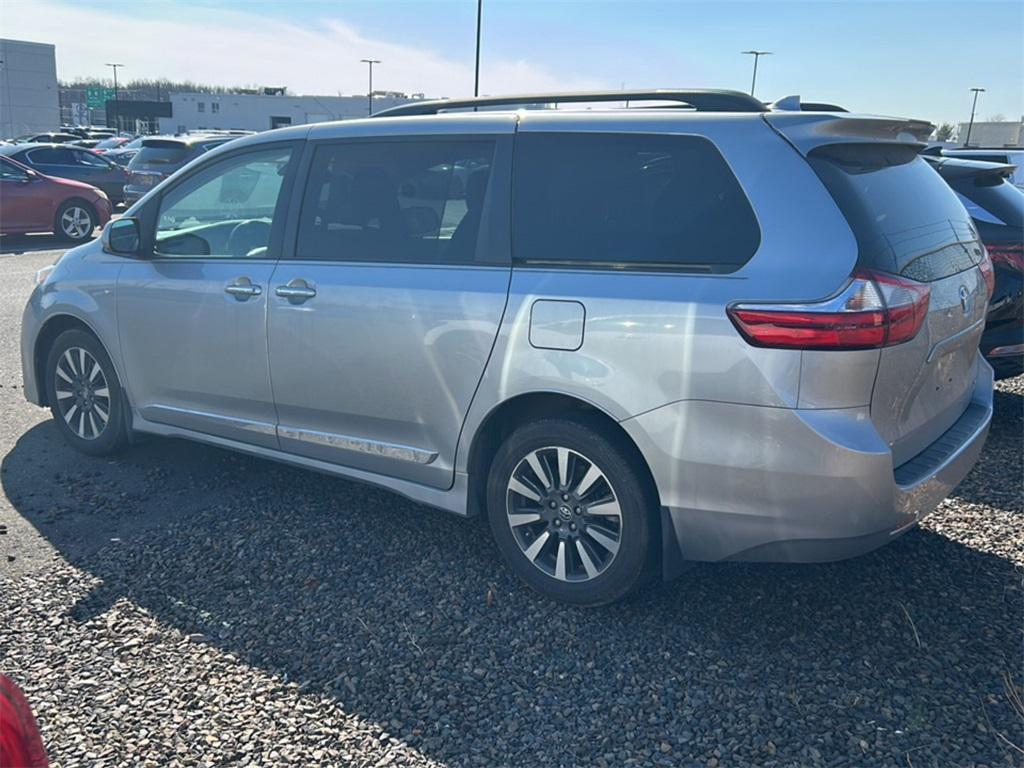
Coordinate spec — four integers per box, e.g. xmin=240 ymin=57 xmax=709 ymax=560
xmin=474 ymin=0 xmax=483 ymax=97
xmin=361 ymin=58 xmax=381 ymax=116
xmin=741 ymin=50 xmax=771 ymax=97
xmin=105 ymin=63 xmax=124 ymax=131
xmin=964 ymin=87 xmax=985 ymax=147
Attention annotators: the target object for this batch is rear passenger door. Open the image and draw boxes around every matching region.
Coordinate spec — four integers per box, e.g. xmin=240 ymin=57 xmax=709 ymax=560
xmin=267 ymin=133 xmax=513 ymax=488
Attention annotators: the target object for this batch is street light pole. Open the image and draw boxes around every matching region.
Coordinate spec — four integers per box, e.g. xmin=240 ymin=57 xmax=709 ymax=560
xmin=474 ymin=0 xmax=483 ymax=97
xmin=105 ymin=63 xmax=123 ymax=131
xmin=361 ymin=58 xmax=381 ymax=116
xmin=741 ymin=50 xmax=771 ymax=97
xmin=964 ymin=87 xmax=985 ymax=147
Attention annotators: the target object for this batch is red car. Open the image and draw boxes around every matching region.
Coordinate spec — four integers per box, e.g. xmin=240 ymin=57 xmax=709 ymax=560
xmin=0 ymin=676 xmax=48 ymax=767
xmin=0 ymin=155 xmax=111 ymax=243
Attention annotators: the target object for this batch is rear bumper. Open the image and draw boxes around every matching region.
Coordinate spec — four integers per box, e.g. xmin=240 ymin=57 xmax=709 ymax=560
xmin=622 ymin=358 xmax=994 ymax=573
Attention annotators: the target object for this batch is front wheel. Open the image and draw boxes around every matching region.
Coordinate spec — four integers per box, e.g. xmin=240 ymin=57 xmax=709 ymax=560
xmin=486 ymin=417 xmax=656 ymax=606
xmin=45 ymin=329 xmax=130 ymax=456
xmin=54 ymin=200 xmax=96 ymax=242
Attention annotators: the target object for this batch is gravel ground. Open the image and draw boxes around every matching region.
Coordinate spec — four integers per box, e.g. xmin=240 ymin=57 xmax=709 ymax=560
xmin=1 ymin=247 xmax=1022 ymax=767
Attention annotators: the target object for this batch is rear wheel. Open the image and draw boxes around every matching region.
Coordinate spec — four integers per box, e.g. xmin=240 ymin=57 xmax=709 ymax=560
xmin=487 ymin=417 xmax=655 ymax=606
xmin=54 ymin=200 xmax=96 ymax=242
xmin=45 ymin=330 xmax=129 ymax=456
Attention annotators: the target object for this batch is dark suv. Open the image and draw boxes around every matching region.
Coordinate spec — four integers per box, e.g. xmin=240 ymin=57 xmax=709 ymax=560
xmin=927 ymin=156 xmax=1024 ymax=378
xmin=123 ymin=135 xmax=239 ymax=204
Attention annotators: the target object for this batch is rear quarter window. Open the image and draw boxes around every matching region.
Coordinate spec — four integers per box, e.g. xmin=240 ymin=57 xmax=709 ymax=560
xmin=512 ymin=132 xmax=760 ymax=273
xmin=809 ymin=144 xmax=982 ymax=281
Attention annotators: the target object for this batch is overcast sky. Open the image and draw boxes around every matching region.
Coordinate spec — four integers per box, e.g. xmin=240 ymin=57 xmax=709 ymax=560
xmin=3 ymin=0 xmax=1022 ymax=126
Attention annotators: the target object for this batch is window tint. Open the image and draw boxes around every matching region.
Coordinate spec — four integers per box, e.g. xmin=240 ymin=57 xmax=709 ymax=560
xmin=512 ymin=133 xmax=760 ymax=272
xmin=0 ymin=158 xmax=29 ymax=180
xmin=154 ymin=146 xmax=293 ymax=258
xmin=134 ymin=142 xmax=189 ymax=166
xmin=952 ymin=177 xmax=1024 ymax=230
xmin=296 ymin=140 xmax=496 ymax=264
xmin=810 ymin=145 xmax=981 ymax=281
xmin=75 ymin=151 xmax=110 ymax=168
xmin=26 ymin=147 xmax=76 ymax=165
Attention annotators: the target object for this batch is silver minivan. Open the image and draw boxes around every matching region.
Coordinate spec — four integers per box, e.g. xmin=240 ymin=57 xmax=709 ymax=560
xmin=21 ymin=90 xmax=995 ymax=605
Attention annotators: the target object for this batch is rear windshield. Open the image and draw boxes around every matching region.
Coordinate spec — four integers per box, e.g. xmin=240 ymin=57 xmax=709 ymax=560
xmin=951 ymin=177 xmax=1024 ymax=229
xmin=134 ymin=142 xmax=189 ymax=166
xmin=810 ymin=144 xmax=982 ymax=281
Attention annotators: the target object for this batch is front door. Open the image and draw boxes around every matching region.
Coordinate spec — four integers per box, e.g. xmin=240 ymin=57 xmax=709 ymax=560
xmin=117 ymin=143 xmax=298 ymax=447
xmin=267 ymin=134 xmax=513 ymax=488
xmin=0 ymin=158 xmax=47 ymax=230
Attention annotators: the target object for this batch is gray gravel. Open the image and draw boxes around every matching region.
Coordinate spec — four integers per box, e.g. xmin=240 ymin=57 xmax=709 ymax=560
xmin=1 ymin=247 xmax=1022 ymax=767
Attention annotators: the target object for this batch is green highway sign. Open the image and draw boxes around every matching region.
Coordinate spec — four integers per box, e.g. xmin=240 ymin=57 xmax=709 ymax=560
xmin=86 ymin=87 xmax=116 ymax=109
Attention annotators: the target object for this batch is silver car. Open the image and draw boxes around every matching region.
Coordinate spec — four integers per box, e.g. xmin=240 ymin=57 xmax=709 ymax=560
xmin=20 ymin=90 xmax=995 ymax=605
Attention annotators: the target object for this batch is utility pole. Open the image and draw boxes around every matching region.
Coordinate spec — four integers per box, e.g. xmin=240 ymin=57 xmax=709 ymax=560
xmin=741 ymin=50 xmax=771 ymax=97
xmin=105 ymin=63 xmax=123 ymax=132
xmin=474 ymin=0 xmax=483 ymax=97
xmin=361 ymin=59 xmax=381 ymax=116
xmin=964 ymin=87 xmax=985 ymax=147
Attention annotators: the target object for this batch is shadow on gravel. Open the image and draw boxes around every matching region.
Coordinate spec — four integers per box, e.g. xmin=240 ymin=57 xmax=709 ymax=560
xmin=0 ymin=233 xmax=92 ymax=255
xmin=4 ymin=417 xmax=1023 ymax=767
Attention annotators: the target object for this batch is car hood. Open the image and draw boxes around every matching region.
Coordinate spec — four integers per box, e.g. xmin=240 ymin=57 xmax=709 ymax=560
xmin=39 ymin=172 xmax=102 ymax=193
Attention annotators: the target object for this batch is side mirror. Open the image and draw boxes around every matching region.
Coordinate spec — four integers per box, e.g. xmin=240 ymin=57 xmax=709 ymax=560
xmin=103 ymin=217 xmax=141 ymax=255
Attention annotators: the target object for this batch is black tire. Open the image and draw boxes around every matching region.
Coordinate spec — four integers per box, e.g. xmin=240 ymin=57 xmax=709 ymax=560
xmin=486 ymin=417 xmax=656 ymax=606
xmin=54 ymin=199 xmax=97 ymax=243
xmin=45 ymin=329 xmax=130 ymax=456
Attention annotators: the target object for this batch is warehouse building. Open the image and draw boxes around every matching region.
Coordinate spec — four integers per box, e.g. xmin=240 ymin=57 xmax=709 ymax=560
xmin=158 ymin=91 xmax=426 ymax=134
xmin=957 ymin=119 xmax=1024 ymax=148
xmin=0 ymin=38 xmax=59 ymax=137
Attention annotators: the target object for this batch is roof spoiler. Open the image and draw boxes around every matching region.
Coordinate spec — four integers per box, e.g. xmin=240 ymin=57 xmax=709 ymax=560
xmin=371 ymin=89 xmax=766 ymax=118
xmin=923 ymin=155 xmax=1017 ymax=180
xmin=764 ymin=112 xmax=935 ymax=157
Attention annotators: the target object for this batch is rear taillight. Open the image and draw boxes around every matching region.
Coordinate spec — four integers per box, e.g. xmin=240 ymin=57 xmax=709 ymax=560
xmin=978 ymin=247 xmax=996 ymax=298
xmin=985 ymin=242 xmax=1024 ymax=273
xmin=728 ymin=269 xmax=930 ymax=351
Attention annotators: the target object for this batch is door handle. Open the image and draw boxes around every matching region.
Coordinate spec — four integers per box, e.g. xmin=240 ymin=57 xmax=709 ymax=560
xmin=275 ymin=279 xmax=317 ymax=303
xmin=224 ymin=278 xmax=262 ymax=300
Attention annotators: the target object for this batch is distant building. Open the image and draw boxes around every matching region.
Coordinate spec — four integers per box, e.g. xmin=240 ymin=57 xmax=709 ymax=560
xmin=158 ymin=91 xmax=427 ymax=134
xmin=0 ymin=39 xmax=59 ymax=137
xmin=957 ymin=119 xmax=1024 ymax=148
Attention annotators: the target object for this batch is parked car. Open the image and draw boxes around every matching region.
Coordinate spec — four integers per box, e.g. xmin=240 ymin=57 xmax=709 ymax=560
xmin=0 ymin=144 xmax=129 ymax=205
xmin=927 ymin=156 xmax=1024 ymax=378
xmin=92 ymin=136 xmax=133 ymax=154
xmin=0 ymin=155 xmax=111 ymax=241
xmin=0 ymin=675 xmax=49 ymax=768
xmin=12 ymin=132 xmax=82 ymax=144
xmin=930 ymin=148 xmax=1024 ymax=190
xmin=123 ymin=134 xmax=240 ymax=204
xmin=21 ymin=90 xmax=995 ymax=605
xmin=103 ymin=137 xmax=145 ymax=167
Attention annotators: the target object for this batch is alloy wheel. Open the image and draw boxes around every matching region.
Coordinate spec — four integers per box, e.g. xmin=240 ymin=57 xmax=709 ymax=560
xmin=54 ymin=347 xmax=110 ymax=440
xmin=506 ymin=446 xmax=623 ymax=582
xmin=60 ymin=207 xmax=93 ymax=239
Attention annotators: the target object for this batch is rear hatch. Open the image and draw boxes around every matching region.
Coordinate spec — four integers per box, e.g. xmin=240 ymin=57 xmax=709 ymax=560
xmin=768 ymin=114 xmax=990 ymax=467
xmin=127 ymin=140 xmax=190 ymax=189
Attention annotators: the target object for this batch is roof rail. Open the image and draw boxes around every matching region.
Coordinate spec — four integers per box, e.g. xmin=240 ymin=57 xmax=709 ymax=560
xmin=370 ymin=89 xmax=766 ymax=118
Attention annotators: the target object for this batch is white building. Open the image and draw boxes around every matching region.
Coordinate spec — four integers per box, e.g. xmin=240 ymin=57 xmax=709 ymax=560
xmin=957 ymin=119 xmax=1024 ymax=148
xmin=158 ymin=91 xmax=426 ymax=134
xmin=0 ymin=39 xmax=59 ymax=138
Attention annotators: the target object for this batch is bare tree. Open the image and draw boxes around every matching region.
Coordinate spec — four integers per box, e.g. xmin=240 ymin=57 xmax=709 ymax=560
xmin=987 ymin=113 xmax=1007 ymax=122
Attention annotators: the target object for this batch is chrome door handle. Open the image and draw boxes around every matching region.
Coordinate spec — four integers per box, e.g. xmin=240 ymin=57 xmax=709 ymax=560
xmin=224 ymin=278 xmax=262 ymax=300
xmin=275 ymin=279 xmax=317 ymax=302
